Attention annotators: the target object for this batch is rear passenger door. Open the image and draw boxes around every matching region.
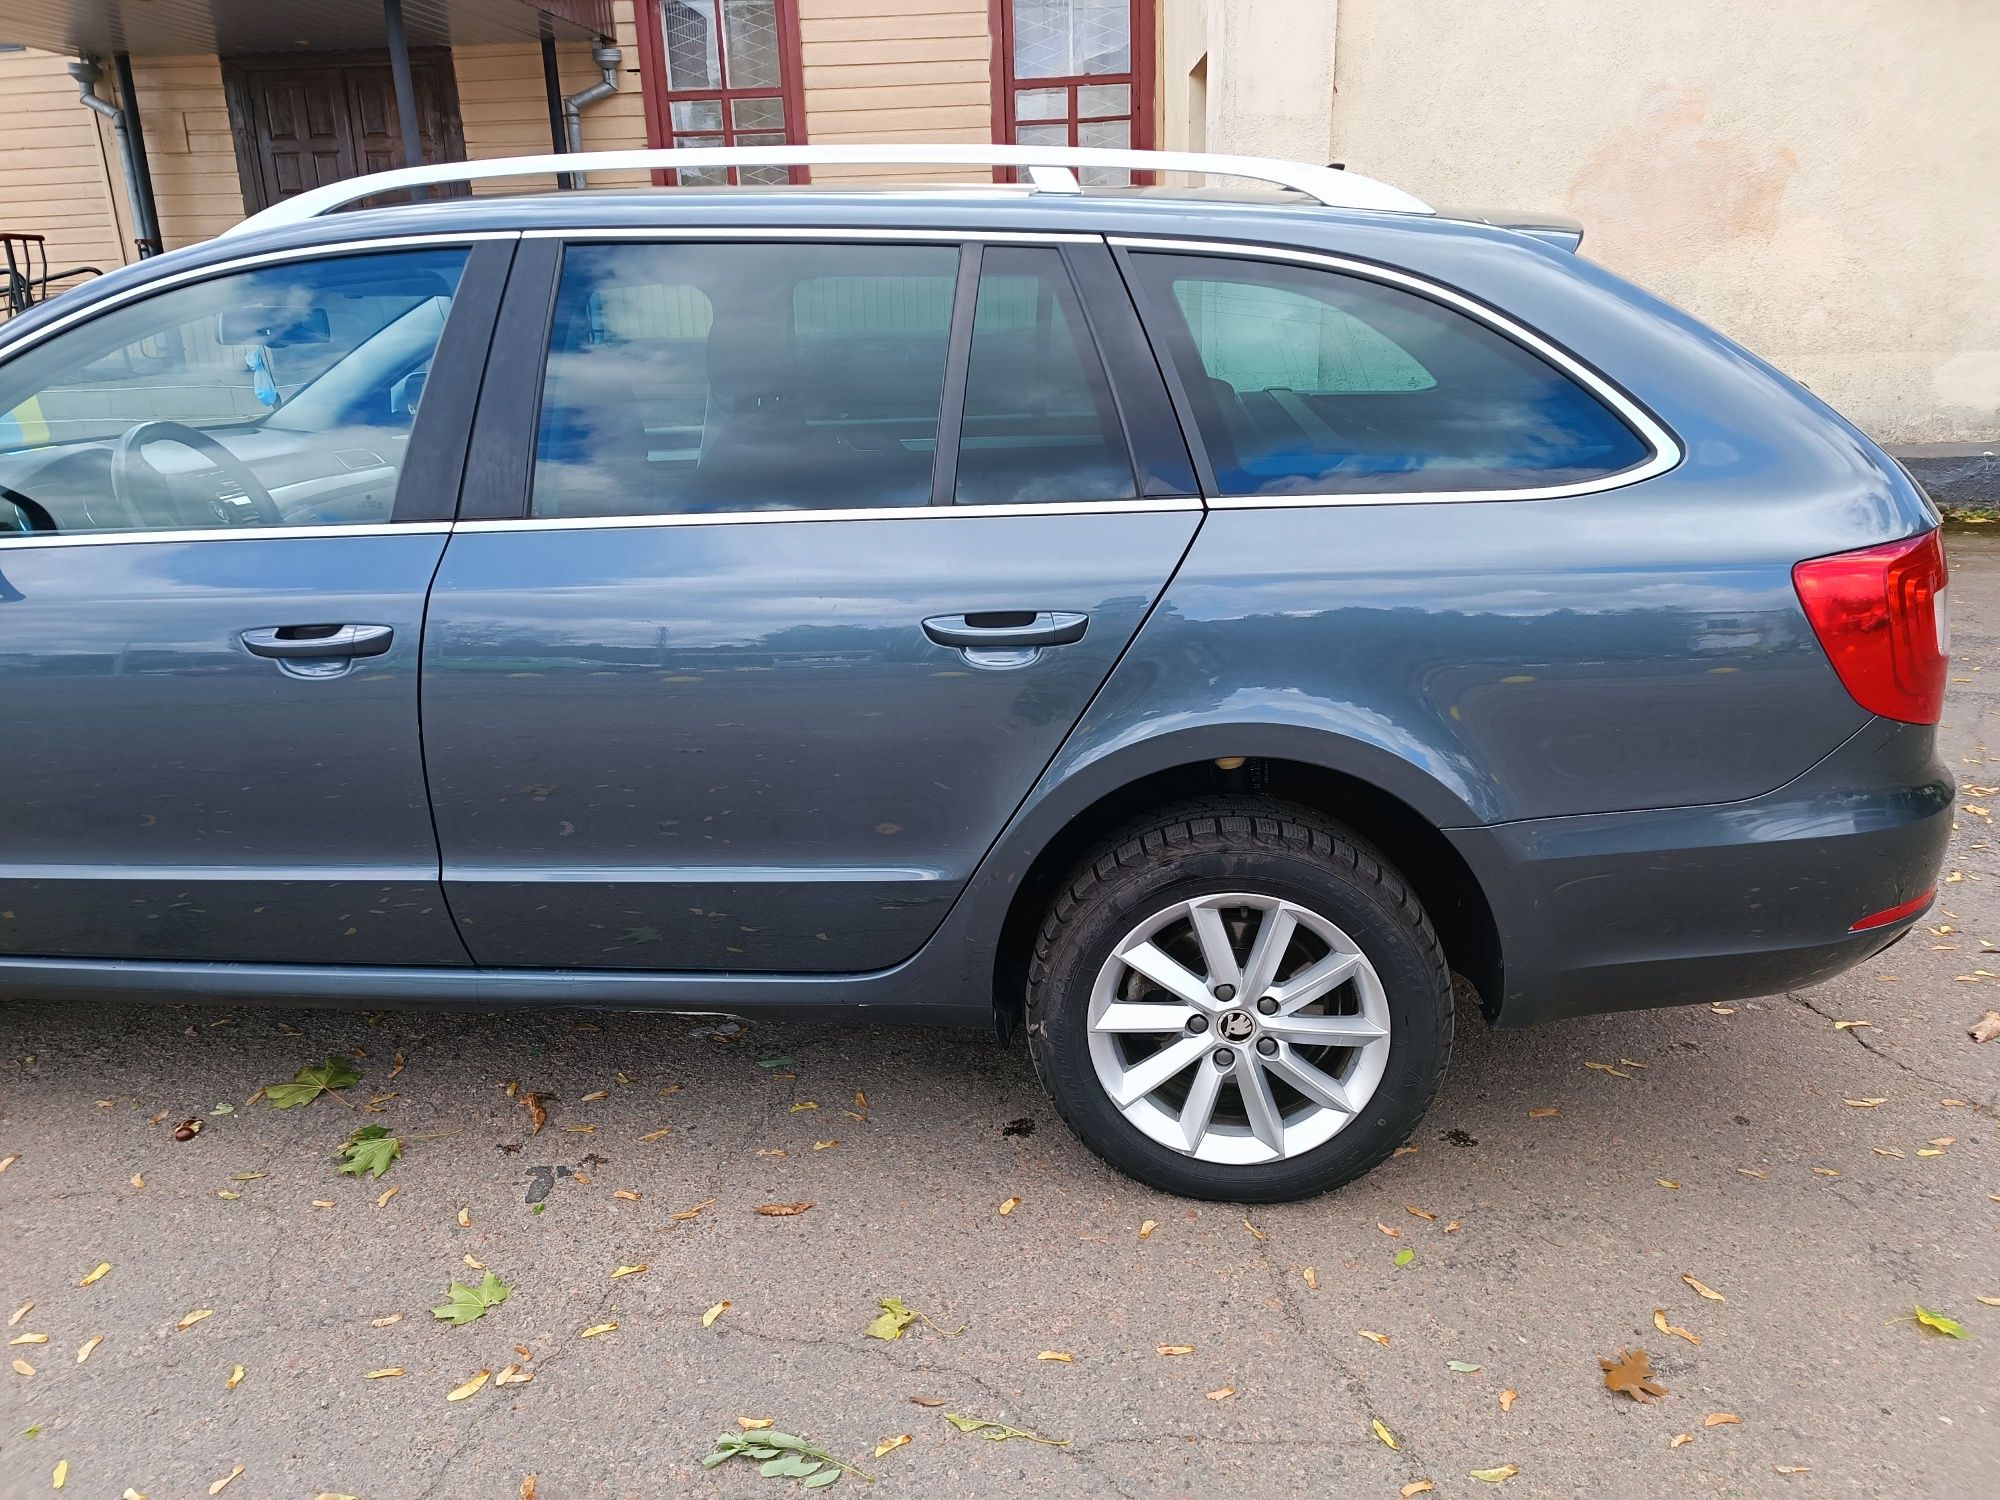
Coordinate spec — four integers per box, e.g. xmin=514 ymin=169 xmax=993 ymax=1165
xmin=421 ymin=233 xmax=1198 ymax=971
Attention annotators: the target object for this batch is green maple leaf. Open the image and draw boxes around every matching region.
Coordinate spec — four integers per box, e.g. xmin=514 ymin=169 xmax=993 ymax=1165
xmin=432 ymin=1270 xmax=511 ymax=1326
xmin=265 ymin=1055 xmax=361 ymax=1109
xmin=337 ymin=1124 xmax=402 ymax=1179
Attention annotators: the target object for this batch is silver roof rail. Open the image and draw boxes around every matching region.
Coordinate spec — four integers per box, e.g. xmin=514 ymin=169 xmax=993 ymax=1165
xmin=223 ymin=145 xmax=1434 ymax=237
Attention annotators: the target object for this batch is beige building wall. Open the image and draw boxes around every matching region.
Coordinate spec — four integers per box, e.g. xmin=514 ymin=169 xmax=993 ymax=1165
xmin=1159 ymin=0 xmax=1334 ymax=165
xmin=1325 ymin=0 xmax=2000 ymax=444
xmin=127 ymin=56 xmax=244 ymax=250
xmin=0 ymin=48 xmax=129 ymax=276
xmin=797 ymin=0 xmax=992 ymax=182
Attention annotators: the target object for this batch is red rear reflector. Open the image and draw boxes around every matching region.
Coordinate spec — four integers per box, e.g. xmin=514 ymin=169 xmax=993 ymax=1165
xmin=1793 ymin=530 xmax=1948 ymax=724
xmin=1848 ymin=887 xmax=1934 ymax=933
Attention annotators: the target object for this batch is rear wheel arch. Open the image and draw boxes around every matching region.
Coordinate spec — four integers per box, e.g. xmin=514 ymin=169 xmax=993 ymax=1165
xmin=992 ymin=753 xmax=1503 ymax=1035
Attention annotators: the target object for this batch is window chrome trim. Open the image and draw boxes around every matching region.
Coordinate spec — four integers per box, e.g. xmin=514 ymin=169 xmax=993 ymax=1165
xmin=0 ymin=232 xmax=519 ymax=366
xmin=453 ymin=498 xmax=1204 ymax=533
xmin=0 ymin=522 xmax=453 ymax=550
xmin=1109 ymin=234 xmax=1683 ymax=509
xmin=522 ymin=226 xmax=1100 ymax=244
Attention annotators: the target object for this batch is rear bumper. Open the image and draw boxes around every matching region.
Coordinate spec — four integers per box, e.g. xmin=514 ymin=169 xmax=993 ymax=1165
xmin=1452 ymin=717 xmax=1953 ymax=1027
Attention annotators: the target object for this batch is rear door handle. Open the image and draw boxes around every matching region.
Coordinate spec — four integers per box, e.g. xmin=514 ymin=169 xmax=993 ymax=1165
xmin=241 ymin=623 xmax=394 ymax=660
xmin=922 ymin=611 xmax=1088 ymax=650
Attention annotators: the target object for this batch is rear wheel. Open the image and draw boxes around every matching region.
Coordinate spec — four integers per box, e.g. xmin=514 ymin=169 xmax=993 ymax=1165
xmin=1025 ymin=801 xmax=1452 ymax=1202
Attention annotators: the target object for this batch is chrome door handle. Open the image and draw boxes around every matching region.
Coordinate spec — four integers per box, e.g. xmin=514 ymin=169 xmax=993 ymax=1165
xmin=921 ymin=611 xmax=1088 ymax=650
xmin=241 ymin=623 xmax=394 ymax=660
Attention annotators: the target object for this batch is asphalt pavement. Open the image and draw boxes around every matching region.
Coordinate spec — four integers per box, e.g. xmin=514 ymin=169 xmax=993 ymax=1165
xmin=3 ymin=534 xmax=1997 ymax=1500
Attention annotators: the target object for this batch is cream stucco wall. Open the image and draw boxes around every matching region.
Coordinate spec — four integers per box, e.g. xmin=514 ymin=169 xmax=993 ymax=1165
xmin=1159 ymin=0 xmax=1335 ymax=164
xmin=1324 ymin=0 xmax=2000 ymax=443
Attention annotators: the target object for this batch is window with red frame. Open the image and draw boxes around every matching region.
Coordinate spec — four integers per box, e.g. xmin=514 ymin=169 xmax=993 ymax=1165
xmin=635 ymin=0 xmax=807 ymax=184
xmin=992 ymin=0 xmax=1153 ymax=182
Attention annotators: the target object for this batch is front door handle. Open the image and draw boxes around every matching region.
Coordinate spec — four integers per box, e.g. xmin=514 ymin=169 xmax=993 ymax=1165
xmin=241 ymin=623 xmax=394 ymax=660
xmin=922 ymin=611 xmax=1088 ymax=650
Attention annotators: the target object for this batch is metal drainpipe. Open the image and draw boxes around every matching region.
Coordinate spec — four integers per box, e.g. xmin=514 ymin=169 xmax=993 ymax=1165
xmin=70 ymin=57 xmax=161 ymax=255
xmin=560 ymin=41 xmax=622 ymax=191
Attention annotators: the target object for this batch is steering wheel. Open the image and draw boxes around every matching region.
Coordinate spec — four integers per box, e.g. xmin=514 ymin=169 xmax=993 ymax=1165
xmin=108 ymin=420 xmax=283 ymax=529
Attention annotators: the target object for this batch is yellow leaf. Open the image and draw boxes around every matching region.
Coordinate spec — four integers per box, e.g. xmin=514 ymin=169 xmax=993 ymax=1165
xmin=80 ymin=1263 xmax=111 ymax=1287
xmin=1138 ymin=1220 xmax=1158 ymax=1240
xmin=1813 ymin=1167 xmax=1842 ymax=1178
xmin=364 ymin=1367 xmax=406 ymax=1379
xmin=789 ymin=1101 xmax=819 ymax=1113
xmin=1371 ymin=1418 xmax=1399 ymax=1450
xmin=1704 ymin=1412 xmax=1741 ymax=1427
xmin=1682 ymin=1274 xmax=1726 ymax=1302
xmin=562 ymin=1124 xmax=596 ymax=1134
xmin=0 ymin=1155 xmax=16 ymax=1173
xmin=1302 ymin=1267 xmax=1318 ymax=1289
xmin=226 ymin=1365 xmax=245 ymax=1390
xmin=1244 ymin=1219 xmax=1267 ymax=1241
xmin=52 ymin=1459 xmax=67 ymax=1489
xmin=494 ymin=1364 xmax=534 ymax=1386
xmin=463 ymin=1254 xmax=486 ymax=1270
xmin=130 ymin=1174 xmax=145 ymax=1189
xmin=1376 ymin=1222 xmax=1402 ymax=1238
xmin=669 ymin=1199 xmax=715 ymax=1221
xmin=873 ymin=1434 xmax=911 ymax=1458
xmin=1976 ymin=1296 xmax=2000 ymax=1307
xmin=1843 ymin=1098 xmax=1888 ymax=1108
xmin=1469 ymin=1465 xmax=1518 ymax=1483
xmin=1654 ymin=1310 xmax=1701 ymax=1345
xmin=446 ymin=1370 xmax=490 ymax=1402
xmin=580 ymin=1323 xmax=618 ymax=1339
xmin=457 ymin=1208 xmax=471 ymax=1228
xmin=737 ymin=1417 xmax=775 ymax=1430
xmin=1401 ymin=1484 xmax=1435 ymax=1498
xmin=1205 ymin=1386 xmax=1236 ymax=1401
xmin=1656 ymin=1178 xmax=1680 ymax=1189
xmin=613 ymin=1190 xmax=642 ymax=1202
xmin=639 ymin=1127 xmax=673 ymax=1142
xmin=1832 ymin=1019 xmax=1872 ymax=1030
xmin=7 ymin=1302 xmax=28 ymax=1326
xmin=1156 ymin=1344 xmax=1194 ymax=1356
xmin=216 ymin=1190 xmax=241 ymax=1201
xmin=610 ymin=1264 xmax=648 ymax=1279
xmin=371 ymin=1313 xmax=403 ymax=1328
xmin=1776 ymin=1465 xmax=1811 ymax=1474
xmin=998 ymin=1197 xmax=1021 ymax=1216
xmin=375 ymin=1186 xmax=398 ymax=1209
xmin=75 ymin=1336 xmax=102 ymax=1364
xmin=581 ymin=1090 xmax=609 ymax=1102
xmin=176 ymin=1309 xmax=213 ymax=1331
xmin=11 ymin=1333 xmax=48 ymax=1345
xmin=10 ymin=1358 xmax=33 ymax=1377
xmin=702 ymin=1301 xmax=730 ymax=1327
xmin=1916 ymin=1148 xmax=1945 ymax=1157
xmin=1358 ymin=1330 xmax=1390 ymax=1346
xmin=1498 ymin=1389 xmax=1517 ymax=1412
xmin=208 ymin=1465 xmax=245 ymax=1495
xmin=1738 ymin=1168 xmax=1768 ymax=1179
xmin=812 ymin=1140 xmax=838 ymax=1151
xmin=1670 ymin=1433 xmax=1693 ymax=1447
xmin=1037 ymin=1351 xmax=1073 ymax=1362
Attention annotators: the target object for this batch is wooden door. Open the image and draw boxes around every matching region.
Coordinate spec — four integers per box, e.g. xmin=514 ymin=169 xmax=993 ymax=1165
xmin=226 ymin=53 xmax=466 ymax=212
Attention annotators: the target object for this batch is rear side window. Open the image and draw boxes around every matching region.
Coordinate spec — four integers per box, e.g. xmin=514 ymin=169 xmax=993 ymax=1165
xmin=534 ymin=242 xmax=957 ymax=517
xmin=1128 ymin=251 xmax=1651 ymax=497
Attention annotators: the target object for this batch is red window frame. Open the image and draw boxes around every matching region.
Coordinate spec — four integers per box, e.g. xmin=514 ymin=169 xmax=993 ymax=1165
xmin=633 ymin=0 xmax=810 ymax=184
xmin=989 ymin=0 xmax=1155 ymax=170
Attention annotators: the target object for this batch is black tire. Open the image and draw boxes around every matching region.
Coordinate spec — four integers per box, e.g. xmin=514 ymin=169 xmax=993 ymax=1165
xmin=1025 ymin=799 xmax=1452 ymax=1202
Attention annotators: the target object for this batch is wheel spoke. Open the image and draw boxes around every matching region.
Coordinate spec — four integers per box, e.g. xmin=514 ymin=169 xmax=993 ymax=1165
xmin=1187 ymin=902 xmax=1242 ymax=991
xmin=1176 ymin=1057 xmax=1224 ymax=1151
xmin=1118 ymin=941 xmax=1214 ymax=1008
xmin=1263 ymin=1048 xmax=1356 ymax=1114
xmin=1109 ymin=1034 xmax=1207 ymax=1107
xmin=1237 ymin=906 xmax=1298 ymax=1004
xmin=1095 ymin=1001 xmax=1198 ymax=1035
xmin=1267 ymin=951 xmax=1364 ymax=1013
xmin=1262 ymin=1012 xmax=1386 ymax=1046
xmin=1238 ymin=1057 xmax=1287 ymax=1152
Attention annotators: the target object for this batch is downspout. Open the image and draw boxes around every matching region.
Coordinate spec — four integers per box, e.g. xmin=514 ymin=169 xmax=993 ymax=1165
xmin=560 ymin=41 xmax=622 ymax=191
xmin=70 ymin=57 xmax=161 ymax=256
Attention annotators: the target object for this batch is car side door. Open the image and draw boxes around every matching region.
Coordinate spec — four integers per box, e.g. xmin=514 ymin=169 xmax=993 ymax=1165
xmin=421 ymin=231 xmax=1200 ymax=972
xmin=0 ymin=237 xmax=507 ymax=967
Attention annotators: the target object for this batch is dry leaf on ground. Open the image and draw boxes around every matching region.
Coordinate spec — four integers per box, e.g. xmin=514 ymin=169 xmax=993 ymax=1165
xmin=1705 ymin=1412 xmax=1741 ymax=1427
xmin=208 ymin=1466 xmax=244 ymax=1495
xmin=1401 ymin=1484 xmax=1434 ymax=1498
xmin=1682 ymin=1274 xmax=1726 ymax=1302
xmin=1969 ymin=1009 xmax=2000 ymax=1043
xmin=998 ymin=1197 xmax=1021 ymax=1216
xmin=1371 ymin=1418 xmax=1399 ymax=1450
xmin=1654 ymin=1310 xmax=1701 ymax=1345
xmin=754 ymin=1202 xmax=813 ymax=1216
xmin=702 ymin=1301 xmax=730 ymax=1327
xmin=1498 ymin=1389 xmax=1517 ymax=1412
xmin=1600 ymin=1347 xmax=1668 ymax=1401
xmin=446 ymin=1370 xmax=490 ymax=1402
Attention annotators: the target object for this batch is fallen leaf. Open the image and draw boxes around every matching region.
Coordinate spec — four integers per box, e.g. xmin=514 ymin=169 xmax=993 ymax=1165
xmin=1376 ymin=1222 xmax=1403 ymax=1238
xmin=1704 ymin=1412 xmax=1741 ymax=1427
xmin=226 ymin=1365 xmax=245 ymax=1390
xmin=812 ymin=1140 xmax=838 ymax=1151
xmin=494 ymin=1364 xmax=533 ymax=1386
xmin=1359 ymin=1330 xmax=1390 ymax=1346
xmin=610 ymin=1264 xmax=647 ymax=1279
xmin=1776 ymin=1465 xmax=1811 ymax=1474
xmin=208 ymin=1465 xmax=245 ymax=1495
xmin=1498 ymin=1389 xmax=1517 ymax=1412
xmin=10 ymin=1334 xmax=47 ymax=1345
xmin=754 ymin=1202 xmax=814 ymax=1217
xmin=1037 ymin=1350 xmax=1073 ymax=1363
xmin=1401 ymin=1484 xmax=1435 ymax=1498
xmin=364 ymin=1367 xmax=406 ymax=1379
xmin=1813 ymin=1167 xmax=1842 ymax=1178
xmin=1654 ymin=1310 xmax=1701 ymax=1345
xmin=1843 ymin=1098 xmax=1888 ymax=1108
xmin=1302 ymin=1267 xmax=1318 ymax=1289
xmin=176 ymin=1309 xmax=213 ymax=1331
xmin=1205 ymin=1386 xmax=1236 ymax=1401
xmin=446 ymin=1370 xmax=490 ymax=1402
xmin=1394 ymin=1248 xmax=1415 ymax=1268
xmin=669 ymin=1199 xmax=715 ymax=1221
xmin=639 ymin=1127 xmax=673 ymax=1142
xmin=998 ymin=1197 xmax=1021 ymax=1216
xmin=612 ymin=1190 xmax=642 ymax=1202
xmin=873 ymin=1434 xmax=911 ymax=1458
xmin=1670 ymin=1433 xmax=1693 ymax=1448
xmin=1156 ymin=1344 xmax=1194 ymax=1356
xmin=581 ymin=1090 xmax=609 ymax=1103
xmin=75 ymin=1336 xmax=101 ymax=1364
xmin=580 ymin=1322 xmax=618 ymax=1339
xmin=1977 ymin=1296 xmax=2000 ymax=1307
xmin=1138 ymin=1219 xmax=1158 ymax=1240
xmin=375 ymin=1186 xmax=399 ymax=1209
xmin=1682 ymin=1274 xmax=1726 ymax=1302
xmin=1832 ymin=1019 xmax=1872 ymax=1031
xmin=519 ymin=1482 xmax=537 ymax=1500
xmin=522 ymin=1092 xmax=549 ymax=1134
xmin=1914 ymin=1305 xmax=1970 ymax=1339
xmin=7 ymin=1302 xmax=27 ymax=1326
xmin=1600 ymin=1347 xmax=1668 ymax=1401
xmin=1656 ymin=1179 xmax=1680 ymax=1190
xmin=1738 ymin=1168 xmax=1768 ymax=1179
xmin=0 ymin=1155 xmax=15 ymax=1173
xmin=1446 ymin=1360 xmax=1482 ymax=1373
xmin=1371 ymin=1418 xmax=1399 ymax=1450
xmin=1584 ymin=1060 xmax=1632 ymax=1078
xmin=1970 ymin=1009 xmax=2000 ymax=1043
xmin=265 ymin=1056 xmax=360 ymax=1109
xmin=371 ymin=1314 xmax=403 ymax=1328
xmin=1469 ymin=1466 xmax=1519 ymax=1484
xmin=457 ymin=1208 xmax=471 ymax=1228
xmin=702 ymin=1301 xmax=730 ymax=1327
xmin=53 ymin=1460 xmax=66 ymax=1489
xmin=80 ymin=1263 xmax=111 ymax=1287
xmin=432 ymin=1271 xmax=511 ymax=1326
xmin=130 ymin=1174 xmax=144 ymax=1189
xmin=738 ymin=1417 xmax=775 ymax=1431
xmin=909 ymin=1396 xmax=945 ymax=1408
xmin=1527 ymin=1106 xmax=1561 ymax=1118
xmin=789 ymin=1101 xmax=819 ymax=1113
xmin=10 ymin=1358 xmax=31 ymax=1376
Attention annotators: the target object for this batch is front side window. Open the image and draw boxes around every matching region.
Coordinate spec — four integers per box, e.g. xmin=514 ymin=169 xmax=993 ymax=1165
xmin=0 ymin=248 xmax=466 ymax=535
xmin=644 ymin=0 xmax=804 ymax=184
xmin=1128 ymin=252 xmax=1653 ymax=497
xmin=533 ymin=242 xmax=958 ymax=518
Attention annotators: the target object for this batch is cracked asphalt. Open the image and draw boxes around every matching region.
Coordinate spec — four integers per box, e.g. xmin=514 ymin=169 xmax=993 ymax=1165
xmin=3 ymin=534 xmax=1998 ymax=1500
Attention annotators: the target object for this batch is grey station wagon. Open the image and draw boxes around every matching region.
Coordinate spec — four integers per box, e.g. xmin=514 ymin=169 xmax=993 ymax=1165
xmin=0 ymin=146 xmax=1952 ymax=1201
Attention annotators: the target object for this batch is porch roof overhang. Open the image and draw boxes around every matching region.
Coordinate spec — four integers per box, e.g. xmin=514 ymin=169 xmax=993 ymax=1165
xmin=0 ymin=0 xmax=612 ymax=56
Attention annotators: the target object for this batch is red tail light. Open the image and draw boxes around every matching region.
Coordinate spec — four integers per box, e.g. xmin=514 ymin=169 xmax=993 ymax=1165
xmin=1792 ymin=530 xmax=1948 ymax=724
